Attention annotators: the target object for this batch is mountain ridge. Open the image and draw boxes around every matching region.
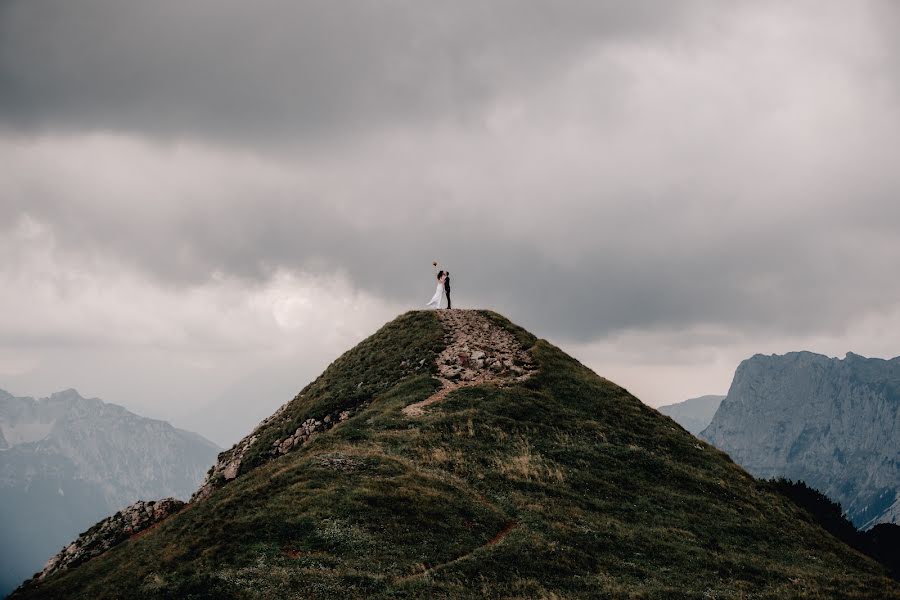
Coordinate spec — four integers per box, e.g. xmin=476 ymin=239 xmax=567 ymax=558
xmin=1 ymin=388 xmax=221 ymax=596
xmin=13 ymin=311 xmax=899 ymax=598
xmin=701 ymin=350 xmax=900 ymax=529
xmin=657 ymin=394 xmax=725 ymax=436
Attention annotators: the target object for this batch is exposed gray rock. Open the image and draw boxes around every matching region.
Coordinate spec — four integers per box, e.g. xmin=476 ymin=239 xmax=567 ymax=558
xmin=28 ymin=498 xmax=184 ymax=585
xmin=402 ymin=310 xmax=537 ymax=418
xmin=701 ymin=352 xmax=900 ymax=529
xmin=658 ymin=395 xmax=726 ymax=436
xmin=191 ymin=401 xmax=369 ymax=502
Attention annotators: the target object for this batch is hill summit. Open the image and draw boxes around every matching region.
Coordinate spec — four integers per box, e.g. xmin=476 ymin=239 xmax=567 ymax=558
xmin=13 ymin=310 xmax=900 ymax=598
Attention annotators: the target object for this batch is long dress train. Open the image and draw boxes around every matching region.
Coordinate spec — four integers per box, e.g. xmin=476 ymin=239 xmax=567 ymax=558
xmin=425 ymin=282 xmax=444 ymax=309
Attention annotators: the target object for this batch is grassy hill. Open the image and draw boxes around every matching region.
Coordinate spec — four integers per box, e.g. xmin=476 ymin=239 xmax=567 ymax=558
xmin=13 ymin=310 xmax=899 ymax=599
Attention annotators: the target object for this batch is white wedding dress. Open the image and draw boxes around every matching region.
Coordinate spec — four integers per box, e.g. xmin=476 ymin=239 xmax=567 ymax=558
xmin=426 ymin=281 xmax=444 ymax=309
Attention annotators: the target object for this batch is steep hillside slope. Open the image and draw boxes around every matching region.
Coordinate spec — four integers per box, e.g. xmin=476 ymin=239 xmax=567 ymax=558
xmin=0 ymin=389 xmax=220 ymax=595
xmin=702 ymin=351 xmax=900 ymax=529
xmin=14 ymin=312 xmax=899 ymax=599
xmin=657 ymin=394 xmax=725 ymax=436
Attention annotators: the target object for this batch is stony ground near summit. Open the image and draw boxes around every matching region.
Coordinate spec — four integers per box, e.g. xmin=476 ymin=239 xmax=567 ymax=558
xmin=403 ymin=310 xmax=536 ymax=417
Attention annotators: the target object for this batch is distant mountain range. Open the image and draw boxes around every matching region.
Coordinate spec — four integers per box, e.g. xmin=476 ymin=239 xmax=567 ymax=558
xmin=701 ymin=351 xmax=900 ymax=529
xmin=0 ymin=388 xmax=220 ymax=596
xmin=657 ymin=394 xmax=725 ymax=435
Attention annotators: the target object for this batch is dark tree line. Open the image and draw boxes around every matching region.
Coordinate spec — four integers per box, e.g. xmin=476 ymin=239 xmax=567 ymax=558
xmin=771 ymin=478 xmax=899 ymax=580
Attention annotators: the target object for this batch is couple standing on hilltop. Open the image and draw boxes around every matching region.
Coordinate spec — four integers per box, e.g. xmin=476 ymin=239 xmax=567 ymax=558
xmin=426 ymin=262 xmax=452 ymax=309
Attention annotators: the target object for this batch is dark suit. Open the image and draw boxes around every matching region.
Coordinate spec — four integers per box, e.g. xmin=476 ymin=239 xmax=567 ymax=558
xmin=443 ymin=275 xmax=451 ymax=309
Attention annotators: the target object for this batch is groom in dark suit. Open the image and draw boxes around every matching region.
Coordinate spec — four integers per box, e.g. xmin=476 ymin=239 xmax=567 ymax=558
xmin=444 ymin=272 xmax=451 ymax=309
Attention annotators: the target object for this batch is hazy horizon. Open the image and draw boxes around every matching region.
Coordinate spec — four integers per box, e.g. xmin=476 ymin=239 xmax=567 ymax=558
xmin=5 ymin=343 xmax=899 ymax=448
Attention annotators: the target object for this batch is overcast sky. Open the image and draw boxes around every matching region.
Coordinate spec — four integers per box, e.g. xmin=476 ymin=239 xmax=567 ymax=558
xmin=2 ymin=0 xmax=899 ymax=446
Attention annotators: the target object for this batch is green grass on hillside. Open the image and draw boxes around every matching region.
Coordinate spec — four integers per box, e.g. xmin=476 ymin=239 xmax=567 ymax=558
xmin=223 ymin=310 xmax=445 ymax=479
xmin=15 ymin=311 xmax=899 ymax=599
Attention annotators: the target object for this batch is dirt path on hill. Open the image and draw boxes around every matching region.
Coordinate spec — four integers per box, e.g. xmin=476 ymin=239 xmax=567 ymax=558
xmin=395 ymin=519 xmax=520 ymax=583
xmin=402 ymin=310 xmax=535 ymax=417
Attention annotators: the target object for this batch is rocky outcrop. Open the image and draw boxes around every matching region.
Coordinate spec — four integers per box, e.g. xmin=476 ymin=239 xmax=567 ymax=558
xmin=403 ymin=310 xmax=536 ymax=417
xmin=267 ymin=407 xmax=364 ymax=457
xmin=191 ymin=402 xmax=368 ymax=502
xmin=189 ymin=401 xmax=287 ymax=502
xmin=26 ymin=498 xmax=184 ymax=585
xmin=701 ymin=351 xmax=900 ymax=528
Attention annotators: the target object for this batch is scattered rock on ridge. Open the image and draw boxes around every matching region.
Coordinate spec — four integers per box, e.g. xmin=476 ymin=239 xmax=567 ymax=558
xmin=191 ymin=402 xmax=293 ymax=502
xmin=27 ymin=498 xmax=185 ymax=585
xmin=403 ymin=310 xmax=536 ymax=417
xmin=192 ymin=401 xmax=370 ymax=502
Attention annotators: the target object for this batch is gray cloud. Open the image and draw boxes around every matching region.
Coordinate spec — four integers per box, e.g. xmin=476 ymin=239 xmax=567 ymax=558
xmin=0 ymin=0 xmax=691 ymax=143
xmin=3 ymin=110 xmax=898 ymax=342
xmin=1 ymin=1 xmax=899 ymax=433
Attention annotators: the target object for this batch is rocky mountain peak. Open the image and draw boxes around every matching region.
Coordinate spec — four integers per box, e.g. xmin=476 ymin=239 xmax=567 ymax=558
xmin=48 ymin=388 xmax=83 ymax=401
xmin=702 ymin=350 xmax=900 ymax=528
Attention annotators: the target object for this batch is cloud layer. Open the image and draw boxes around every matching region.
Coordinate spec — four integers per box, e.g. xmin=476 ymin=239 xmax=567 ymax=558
xmin=0 ymin=0 xmax=691 ymax=141
xmin=2 ymin=0 xmax=899 ymax=442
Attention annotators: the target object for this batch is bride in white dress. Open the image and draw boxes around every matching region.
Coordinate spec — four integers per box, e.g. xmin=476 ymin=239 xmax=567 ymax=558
xmin=426 ymin=266 xmax=445 ymax=309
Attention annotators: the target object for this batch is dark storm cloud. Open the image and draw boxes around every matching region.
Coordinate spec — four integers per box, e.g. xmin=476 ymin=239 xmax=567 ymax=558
xmin=6 ymin=133 xmax=899 ymax=344
xmin=0 ymin=0 xmax=690 ymax=142
xmin=2 ymin=0 xmax=900 ymax=345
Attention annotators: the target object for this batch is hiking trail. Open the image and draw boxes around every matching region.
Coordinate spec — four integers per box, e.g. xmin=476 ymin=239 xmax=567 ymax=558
xmin=402 ymin=310 xmax=536 ymax=417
